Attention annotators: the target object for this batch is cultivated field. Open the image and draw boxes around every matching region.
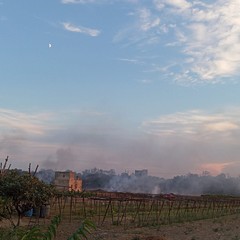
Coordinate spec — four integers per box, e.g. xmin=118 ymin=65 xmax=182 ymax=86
xmin=51 ymin=191 xmax=240 ymax=225
xmin=2 ymin=191 xmax=240 ymax=239
xmin=52 ymin=191 xmax=240 ymax=239
xmin=55 ymin=213 xmax=240 ymax=240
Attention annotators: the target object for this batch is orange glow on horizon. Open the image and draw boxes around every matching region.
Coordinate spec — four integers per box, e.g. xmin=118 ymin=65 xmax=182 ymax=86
xmin=199 ymin=162 xmax=234 ymax=175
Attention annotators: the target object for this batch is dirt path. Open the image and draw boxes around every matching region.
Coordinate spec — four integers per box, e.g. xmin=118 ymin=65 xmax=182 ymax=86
xmin=2 ymin=214 xmax=240 ymax=239
xmin=55 ymin=214 xmax=240 ymax=240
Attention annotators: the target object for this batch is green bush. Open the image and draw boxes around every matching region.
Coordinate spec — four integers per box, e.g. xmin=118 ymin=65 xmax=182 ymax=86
xmin=0 ymin=170 xmax=55 ymax=226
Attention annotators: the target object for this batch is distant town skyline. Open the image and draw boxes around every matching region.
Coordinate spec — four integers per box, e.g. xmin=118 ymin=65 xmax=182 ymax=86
xmin=1 ymin=0 xmax=240 ymax=177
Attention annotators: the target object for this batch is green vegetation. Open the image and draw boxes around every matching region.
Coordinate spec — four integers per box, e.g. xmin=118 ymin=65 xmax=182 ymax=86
xmin=0 ymin=169 xmax=54 ymax=227
xmin=67 ymin=219 xmax=96 ymax=240
xmin=0 ymin=215 xmax=96 ymax=240
xmin=20 ymin=215 xmax=61 ymax=240
xmin=0 ymin=158 xmax=96 ymax=239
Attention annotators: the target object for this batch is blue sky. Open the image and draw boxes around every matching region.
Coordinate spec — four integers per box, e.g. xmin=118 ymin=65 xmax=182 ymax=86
xmin=1 ymin=0 xmax=240 ymax=177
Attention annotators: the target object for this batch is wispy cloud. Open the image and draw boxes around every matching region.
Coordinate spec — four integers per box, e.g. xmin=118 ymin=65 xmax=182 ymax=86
xmin=0 ymin=108 xmax=109 ymax=170
xmin=62 ymin=22 xmax=101 ymax=37
xmin=140 ymin=107 xmax=240 ymax=176
xmin=163 ymin=0 xmax=192 ymax=10
xmin=138 ymin=8 xmax=160 ymax=32
xmin=0 ymin=108 xmax=107 ymax=138
xmin=2 ymin=107 xmax=240 ymax=177
xmin=0 ymin=108 xmax=54 ymax=135
xmin=142 ymin=108 xmax=240 ymax=138
xmin=117 ymin=58 xmax=143 ymax=64
xmin=140 ymin=79 xmax=152 ymax=84
xmin=114 ymin=6 xmax=162 ymax=46
xmin=115 ymin=0 xmax=240 ymax=84
xmin=179 ymin=0 xmax=240 ymax=81
xmin=161 ymin=0 xmax=240 ymax=82
xmin=61 ymin=0 xmax=96 ymax=4
xmin=61 ymin=0 xmax=136 ymax=4
xmin=0 ymin=109 xmax=57 ymax=167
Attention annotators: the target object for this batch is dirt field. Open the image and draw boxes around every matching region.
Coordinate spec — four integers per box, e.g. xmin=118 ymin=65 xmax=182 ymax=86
xmin=54 ymin=213 xmax=240 ymax=240
xmin=1 ymin=213 xmax=240 ymax=239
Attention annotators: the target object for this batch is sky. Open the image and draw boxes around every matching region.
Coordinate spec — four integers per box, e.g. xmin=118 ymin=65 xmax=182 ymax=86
xmin=1 ymin=0 xmax=240 ymax=178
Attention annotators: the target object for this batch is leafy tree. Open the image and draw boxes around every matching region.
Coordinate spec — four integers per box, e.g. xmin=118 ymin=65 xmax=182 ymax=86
xmin=0 ymin=170 xmax=55 ymax=226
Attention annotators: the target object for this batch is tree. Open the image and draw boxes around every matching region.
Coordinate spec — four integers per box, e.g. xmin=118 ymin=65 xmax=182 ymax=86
xmin=0 ymin=169 xmax=55 ymax=226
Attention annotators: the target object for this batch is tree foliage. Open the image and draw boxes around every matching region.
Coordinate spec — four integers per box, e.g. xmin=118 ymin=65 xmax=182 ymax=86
xmin=0 ymin=170 xmax=54 ymax=226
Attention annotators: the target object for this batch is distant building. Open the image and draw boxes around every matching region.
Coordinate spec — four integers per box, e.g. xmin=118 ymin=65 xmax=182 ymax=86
xmin=54 ymin=171 xmax=82 ymax=192
xmin=135 ymin=169 xmax=148 ymax=177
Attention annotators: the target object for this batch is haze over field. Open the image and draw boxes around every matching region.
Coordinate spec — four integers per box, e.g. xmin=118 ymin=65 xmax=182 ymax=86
xmin=1 ymin=0 xmax=240 ymax=177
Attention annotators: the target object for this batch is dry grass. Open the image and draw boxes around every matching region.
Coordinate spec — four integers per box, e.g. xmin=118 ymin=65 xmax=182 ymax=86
xmin=52 ymin=213 xmax=240 ymax=240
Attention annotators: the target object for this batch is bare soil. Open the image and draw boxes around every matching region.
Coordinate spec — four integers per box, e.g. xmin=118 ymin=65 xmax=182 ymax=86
xmin=2 ymin=214 xmax=240 ymax=239
xmin=55 ymin=214 xmax=240 ymax=240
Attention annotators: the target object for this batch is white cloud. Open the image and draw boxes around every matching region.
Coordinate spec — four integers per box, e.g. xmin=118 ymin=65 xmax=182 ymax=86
xmin=138 ymin=8 xmax=160 ymax=31
xmin=140 ymin=79 xmax=152 ymax=84
xmin=142 ymin=108 xmax=240 ymax=138
xmin=62 ymin=0 xmax=139 ymax=4
xmin=153 ymin=0 xmax=165 ymax=10
xmin=118 ymin=58 xmax=139 ymax=63
xmin=205 ymin=121 xmax=239 ymax=132
xmin=62 ymin=22 xmax=101 ymax=37
xmin=0 ymin=108 xmax=53 ymax=135
xmin=117 ymin=57 xmax=146 ymax=66
xmin=164 ymin=0 xmax=192 ymax=10
xmin=0 ymin=108 xmax=109 ymax=170
xmin=168 ymin=0 xmax=240 ymax=82
xmin=0 ymin=108 xmax=107 ymax=138
xmin=2 ymin=107 xmax=240 ymax=177
xmin=113 ymin=6 xmax=162 ymax=48
xmin=115 ymin=0 xmax=240 ymax=84
xmin=140 ymin=107 xmax=240 ymax=176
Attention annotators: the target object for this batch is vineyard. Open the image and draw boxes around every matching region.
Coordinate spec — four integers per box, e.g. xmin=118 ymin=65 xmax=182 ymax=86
xmin=2 ymin=190 xmax=240 ymax=239
xmin=51 ymin=191 xmax=240 ymax=227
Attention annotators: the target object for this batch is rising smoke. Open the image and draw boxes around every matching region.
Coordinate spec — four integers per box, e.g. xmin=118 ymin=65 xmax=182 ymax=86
xmin=36 ymin=168 xmax=240 ymax=196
